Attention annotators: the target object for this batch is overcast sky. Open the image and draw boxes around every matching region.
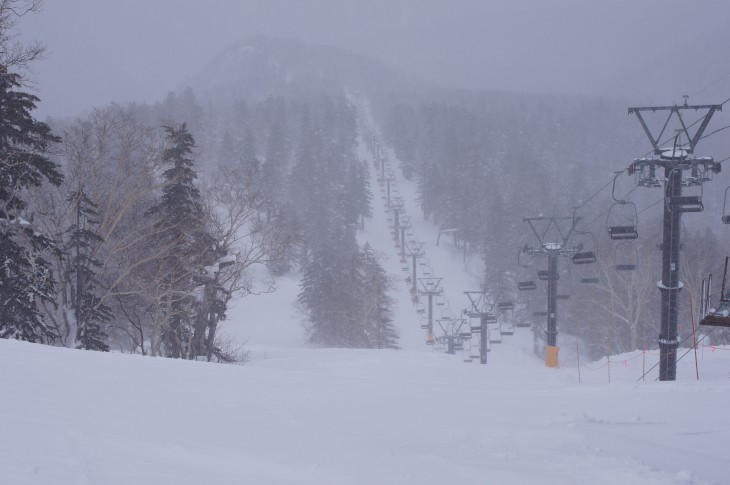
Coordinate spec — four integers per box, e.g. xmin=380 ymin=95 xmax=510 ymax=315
xmin=20 ymin=0 xmax=730 ymax=119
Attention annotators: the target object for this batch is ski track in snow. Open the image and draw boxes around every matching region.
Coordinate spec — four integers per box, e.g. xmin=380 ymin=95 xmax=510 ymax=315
xmin=1 ymin=98 xmax=728 ymax=484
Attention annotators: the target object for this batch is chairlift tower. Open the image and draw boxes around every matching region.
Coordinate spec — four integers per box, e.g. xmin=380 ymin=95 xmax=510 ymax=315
xmin=384 ymin=176 xmax=396 ymax=208
xmin=418 ymin=277 xmax=443 ymax=345
xmin=406 ymin=241 xmax=425 ymax=297
xmin=436 ymin=317 xmax=469 ymax=355
xmin=520 ymin=215 xmax=581 ymax=368
xmin=464 ymin=291 xmax=497 ymax=364
xmin=388 ymin=197 xmax=405 ymax=244
xmin=399 ymin=215 xmax=412 ymax=257
xmin=627 ymin=102 xmax=722 ymax=381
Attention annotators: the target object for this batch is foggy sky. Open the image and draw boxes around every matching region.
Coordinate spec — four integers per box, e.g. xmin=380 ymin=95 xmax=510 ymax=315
xmin=21 ymin=0 xmax=730 ymax=119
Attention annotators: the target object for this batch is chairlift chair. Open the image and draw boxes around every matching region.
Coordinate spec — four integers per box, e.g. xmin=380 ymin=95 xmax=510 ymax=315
xmin=435 ymin=293 xmax=446 ymax=306
xmin=701 ymin=301 xmax=730 ymax=327
xmin=607 ymin=175 xmax=639 ymax=240
xmin=518 ymin=280 xmax=537 ymax=291
xmin=670 ymin=196 xmax=703 ymax=213
xmin=488 ymin=326 xmax=503 ymax=344
xmin=572 ymin=251 xmax=597 ymax=265
xmin=607 ymin=202 xmax=639 ymax=240
xmin=538 ymin=270 xmax=559 ymax=281
xmin=722 ymin=187 xmax=730 ymax=224
xmin=670 ymin=175 xmax=704 ymax=213
xmin=497 ymin=301 xmax=514 ymax=311
xmin=500 ymin=320 xmax=515 ymax=336
xmin=571 ymin=230 xmax=598 ymax=265
xmin=516 ymin=319 xmax=531 ymax=328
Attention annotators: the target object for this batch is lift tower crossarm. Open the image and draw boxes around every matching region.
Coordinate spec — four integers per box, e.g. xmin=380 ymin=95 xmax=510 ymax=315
xmin=628 ymin=104 xmax=722 ymax=155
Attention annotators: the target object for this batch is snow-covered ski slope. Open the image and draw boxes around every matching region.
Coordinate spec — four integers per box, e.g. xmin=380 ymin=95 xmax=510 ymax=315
xmin=2 ymin=104 xmax=729 ymax=485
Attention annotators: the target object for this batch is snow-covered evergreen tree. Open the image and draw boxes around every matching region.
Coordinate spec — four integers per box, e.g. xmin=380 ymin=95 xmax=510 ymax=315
xmin=66 ymin=189 xmax=110 ymax=351
xmin=0 ymin=66 xmax=63 ymax=343
xmin=148 ymin=123 xmax=213 ymax=358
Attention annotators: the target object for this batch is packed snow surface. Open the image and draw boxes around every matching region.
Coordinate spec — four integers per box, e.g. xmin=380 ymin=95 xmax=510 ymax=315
xmin=2 ymin=111 xmax=728 ymax=484
xmin=1 ymin=338 xmax=728 ymax=485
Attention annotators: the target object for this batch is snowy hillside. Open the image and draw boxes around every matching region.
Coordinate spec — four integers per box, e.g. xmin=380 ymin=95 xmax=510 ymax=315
xmin=2 ymin=337 xmax=728 ymax=484
xmin=3 ymin=106 xmax=729 ymax=485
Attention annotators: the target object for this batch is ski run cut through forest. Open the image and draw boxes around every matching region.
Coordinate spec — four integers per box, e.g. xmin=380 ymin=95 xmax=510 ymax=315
xmin=3 ymin=3 xmax=730 ymax=484
xmin=1 ymin=114 xmax=729 ymax=485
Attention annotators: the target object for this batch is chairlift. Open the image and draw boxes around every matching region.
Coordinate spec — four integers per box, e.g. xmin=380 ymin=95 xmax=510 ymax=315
xmin=497 ymin=301 xmax=514 ymax=311
xmin=607 ymin=174 xmax=639 ymax=240
xmin=668 ymin=169 xmax=704 ymax=212
xmin=419 ymin=318 xmax=429 ymax=330
xmin=723 ymin=187 xmax=730 ymax=224
xmin=614 ymin=243 xmax=639 ymax=272
xmin=500 ymin=320 xmax=515 ymax=336
xmin=488 ymin=327 xmax=502 ymax=344
xmin=607 ymin=202 xmax=639 ymax=240
xmin=538 ymin=270 xmax=559 ymax=281
xmin=416 ymin=302 xmax=425 ymax=314
xmin=518 ymin=280 xmax=537 ymax=291
xmin=572 ymin=251 xmax=596 ymax=265
xmin=571 ymin=230 xmax=598 ymax=264
xmin=701 ymin=301 xmax=730 ymax=327
xmin=469 ymin=318 xmax=482 ymax=333
xmin=700 ymin=258 xmax=730 ymax=327
xmin=670 ymin=195 xmax=703 ymax=213
xmin=435 ymin=293 xmax=446 ymax=306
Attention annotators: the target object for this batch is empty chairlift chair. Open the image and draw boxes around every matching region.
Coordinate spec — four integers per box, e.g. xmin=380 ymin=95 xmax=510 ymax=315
xmin=497 ymin=301 xmax=514 ymax=311
xmin=607 ymin=201 xmax=639 ymax=240
xmin=723 ymin=187 xmax=730 ymax=224
xmin=538 ymin=270 xmax=559 ymax=281
xmin=518 ymin=280 xmax=537 ymax=291
xmin=607 ymin=175 xmax=639 ymax=240
xmin=570 ymin=229 xmax=598 ymax=265
xmin=700 ymin=258 xmax=730 ymax=328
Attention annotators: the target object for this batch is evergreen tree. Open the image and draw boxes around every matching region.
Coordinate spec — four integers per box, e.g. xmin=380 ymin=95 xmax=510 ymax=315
xmin=66 ymin=189 xmax=110 ymax=351
xmin=148 ymin=123 xmax=212 ymax=358
xmin=0 ymin=66 xmax=63 ymax=343
xmin=357 ymin=244 xmax=398 ymax=349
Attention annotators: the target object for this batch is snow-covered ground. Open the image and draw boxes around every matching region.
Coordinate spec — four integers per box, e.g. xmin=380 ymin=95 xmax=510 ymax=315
xmin=2 ymin=113 xmax=729 ymax=484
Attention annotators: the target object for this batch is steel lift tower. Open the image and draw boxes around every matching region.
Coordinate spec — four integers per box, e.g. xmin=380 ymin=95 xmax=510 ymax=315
xmin=520 ymin=215 xmax=581 ymax=368
xmin=627 ymin=102 xmax=722 ymax=380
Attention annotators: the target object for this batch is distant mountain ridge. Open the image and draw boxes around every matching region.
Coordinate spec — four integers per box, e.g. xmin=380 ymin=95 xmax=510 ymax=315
xmin=191 ymin=35 xmax=427 ymax=105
